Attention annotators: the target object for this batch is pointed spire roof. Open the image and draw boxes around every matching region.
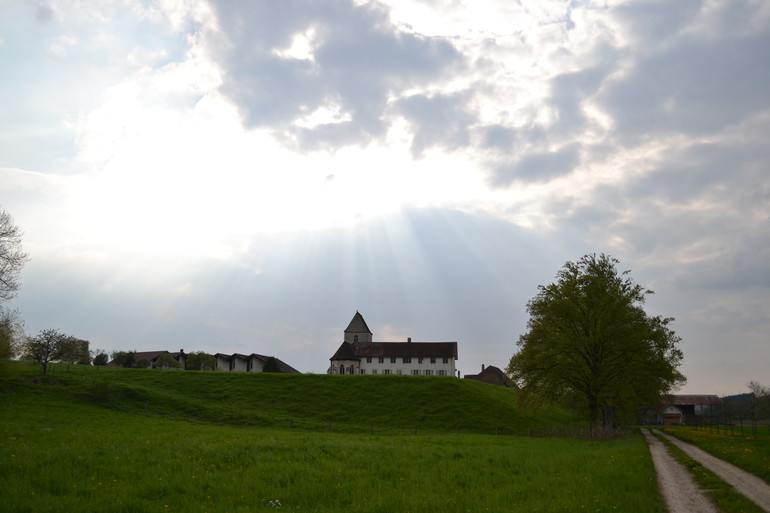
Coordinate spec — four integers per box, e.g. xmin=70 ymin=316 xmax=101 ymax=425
xmin=344 ymin=311 xmax=372 ymax=335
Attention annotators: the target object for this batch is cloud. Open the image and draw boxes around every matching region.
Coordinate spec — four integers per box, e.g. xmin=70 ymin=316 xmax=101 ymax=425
xmin=34 ymin=1 xmax=54 ymax=23
xmin=488 ymin=144 xmax=581 ymax=186
xmin=600 ymin=1 xmax=770 ymax=138
xmin=396 ymin=90 xmax=476 ymax=157
xmin=205 ymin=0 xmax=463 ymax=150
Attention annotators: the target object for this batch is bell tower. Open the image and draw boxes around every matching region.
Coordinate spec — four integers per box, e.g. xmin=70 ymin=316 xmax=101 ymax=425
xmin=344 ymin=311 xmax=373 ymax=343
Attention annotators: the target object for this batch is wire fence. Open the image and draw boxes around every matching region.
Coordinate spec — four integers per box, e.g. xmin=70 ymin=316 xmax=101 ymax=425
xmin=687 ymin=395 xmax=770 ymax=439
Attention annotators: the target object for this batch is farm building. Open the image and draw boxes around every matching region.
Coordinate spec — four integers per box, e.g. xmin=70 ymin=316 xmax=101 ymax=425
xmin=328 ymin=312 xmax=458 ymax=376
xmin=644 ymin=394 xmax=724 ymax=425
xmin=214 ymin=353 xmax=300 ymax=373
xmin=108 ymin=350 xmax=186 ymax=369
xmin=464 ymin=364 xmax=515 ymax=387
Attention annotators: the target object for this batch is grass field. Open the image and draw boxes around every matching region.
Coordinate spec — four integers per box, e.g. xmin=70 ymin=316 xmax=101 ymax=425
xmin=661 ymin=426 xmax=770 ymax=483
xmin=2 ymin=362 xmax=579 ymax=436
xmin=1 ymin=362 xmax=666 ymax=512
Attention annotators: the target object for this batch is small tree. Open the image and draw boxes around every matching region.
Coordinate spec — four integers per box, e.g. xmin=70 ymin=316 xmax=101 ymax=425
xmin=155 ymin=353 xmax=181 ymax=370
xmin=747 ymin=381 xmax=770 ymax=422
xmin=110 ymin=350 xmax=136 ymax=368
xmin=1 ymin=307 xmax=24 ymax=360
xmin=58 ymin=337 xmax=91 ymax=367
xmin=23 ymin=328 xmax=68 ymax=375
xmin=185 ymin=351 xmax=216 ymax=371
xmin=93 ymin=350 xmax=108 ymax=367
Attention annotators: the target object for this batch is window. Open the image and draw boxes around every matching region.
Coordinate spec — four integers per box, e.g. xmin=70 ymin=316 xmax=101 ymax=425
xmin=390 ymin=357 xmax=396 ymax=363
xmin=425 ymin=370 xmax=432 ymax=376
xmin=384 ymin=369 xmax=391 ymax=375
xmin=430 ymin=357 xmax=436 ymax=364
xmin=366 ymin=357 xmax=372 ymax=363
xmin=443 ymin=357 xmax=449 ymax=364
xmin=372 ymin=369 xmax=378 ymax=375
xmin=418 ymin=357 xmax=423 ymax=364
xmin=438 ymin=370 xmax=446 ymax=376
xmin=412 ymin=369 xmax=420 ymax=376
xmin=403 ymin=357 xmax=411 ymax=364
xmin=354 ymin=335 xmax=359 ymax=343
xmin=339 ymin=366 xmax=344 ymax=375
xmin=378 ymin=357 xmax=384 ymax=363
xmin=360 ymin=369 xmax=366 ymax=375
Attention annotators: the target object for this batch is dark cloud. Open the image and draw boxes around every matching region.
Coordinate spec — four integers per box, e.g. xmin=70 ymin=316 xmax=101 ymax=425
xmin=477 ymin=124 xmax=517 ymax=151
xmin=396 ymin=90 xmax=476 ymax=157
xmin=549 ymin=64 xmax=612 ymax=136
xmin=206 ymin=0 xmax=463 ymax=150
xmin=34 ymin=2 xmax=54 ymax=23
xmin=601 ymin=6 xmax=770 ymax=138
xmin=488 ymin=144 xmax=580 ymax=186
xmin=611 ymin=0 xmax=702 ymax=44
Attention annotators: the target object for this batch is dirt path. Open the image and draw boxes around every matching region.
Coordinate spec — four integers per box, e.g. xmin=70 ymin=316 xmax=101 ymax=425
xmin=653 ymin=429 xmax=770 ymax=512
xmin=641 ymin=429 xmax=719 ymax=513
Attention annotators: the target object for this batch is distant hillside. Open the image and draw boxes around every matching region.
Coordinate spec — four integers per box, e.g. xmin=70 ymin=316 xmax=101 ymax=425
xmin=2 ymin=362 xmax=577 ymax=435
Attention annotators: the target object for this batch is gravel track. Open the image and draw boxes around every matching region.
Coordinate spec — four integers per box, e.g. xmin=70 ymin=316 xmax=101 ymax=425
xmin=652 ymin=429 xmax=770 ymax=512
xmin=641 ymin=429 xmax=719 ymax=513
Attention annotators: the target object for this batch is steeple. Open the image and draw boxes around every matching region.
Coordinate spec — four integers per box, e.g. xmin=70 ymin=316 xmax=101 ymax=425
xmin=344 ymin=311 xmax=373 ymax=343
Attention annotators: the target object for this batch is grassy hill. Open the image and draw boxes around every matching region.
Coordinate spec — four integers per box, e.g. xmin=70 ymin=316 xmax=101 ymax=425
xmin=1 ymin=362 xmax=668 ymax=513
xmin=1 ymin=361 xmax=577 ymax=435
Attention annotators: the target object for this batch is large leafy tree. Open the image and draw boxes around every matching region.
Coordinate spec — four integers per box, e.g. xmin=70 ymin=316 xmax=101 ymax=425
xmin=507 ymin=254 xmax=685 ymax=434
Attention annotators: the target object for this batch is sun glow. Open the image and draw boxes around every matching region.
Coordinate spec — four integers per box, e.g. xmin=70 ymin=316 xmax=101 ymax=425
xmin=62 ymin=78 xmax=493 ymax=261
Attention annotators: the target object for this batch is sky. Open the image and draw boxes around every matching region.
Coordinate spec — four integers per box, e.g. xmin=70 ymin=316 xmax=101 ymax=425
xmin=1 ymin=0 xmax=768 ymax=395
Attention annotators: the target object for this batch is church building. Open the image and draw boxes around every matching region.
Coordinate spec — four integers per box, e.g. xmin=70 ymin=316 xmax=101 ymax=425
xmin=329 ymin=312 xmax=458 ymax=376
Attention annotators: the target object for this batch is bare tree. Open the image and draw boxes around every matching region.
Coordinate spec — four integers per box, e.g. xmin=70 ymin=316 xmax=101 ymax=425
xmin=747 ymin=380 xmax=769 ymax=397
xmin=0 ymin=207 xmax=29 ymax=302
xmin=23 ymin=329 xmax=67 ymax=375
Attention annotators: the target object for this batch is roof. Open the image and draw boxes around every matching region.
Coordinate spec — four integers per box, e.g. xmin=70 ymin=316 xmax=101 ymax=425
xmin=133 ymin=351 xmax=169 ymax=361
xmin=344 ymin=311 xmax=372 ymax=335
xmin=464 ymin=365 xmax=515 ymax=387
xmin=330 ymin=342 xmax=360 ymax=361
xmin=330 ymin=341 xmax=458 ymax=360
xmin=669 ymin=395 xmax=724 ymax=406
xmin=214 ymin=352 xmax=301 ymax=373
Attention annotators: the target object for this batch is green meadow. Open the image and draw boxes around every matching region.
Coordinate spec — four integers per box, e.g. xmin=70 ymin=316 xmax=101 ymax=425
xmin=1 ymin=363 xmax=666 ymax=513
xmin=661 ymin=426 xmax=770 ymax=483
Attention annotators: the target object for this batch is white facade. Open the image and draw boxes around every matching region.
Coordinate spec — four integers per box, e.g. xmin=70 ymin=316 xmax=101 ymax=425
xmin=215 ymin=353 xmax=272 ymax=372
xmin=331 ymin=354 xmax=456 ymax=376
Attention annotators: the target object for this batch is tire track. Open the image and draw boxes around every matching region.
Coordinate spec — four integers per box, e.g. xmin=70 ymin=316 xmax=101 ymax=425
xmin=642 ymin=428 xmax=719 ymax=513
